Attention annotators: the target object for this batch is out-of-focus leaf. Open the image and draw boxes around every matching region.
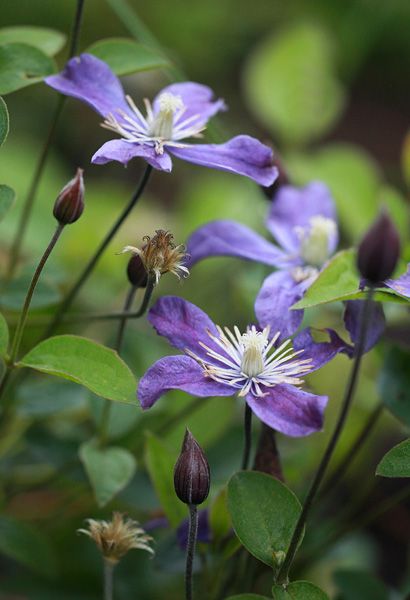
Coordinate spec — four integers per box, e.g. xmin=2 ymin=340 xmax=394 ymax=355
xmin=286 ymin=144 xmax=380 ymax=241
xmin=145 ymin=432 xmax=186 ymax=528
xmin=0 ymin=184 xmax=15 ymax=220
xmin=272 ymin=581 xmax=329 ymax=599
xmin=226 ymin=596 xmax=270 ymax=599
xmin=333 ymin=569 xmax=389 ymax=600
xmin=244 ymin=23 xmax=345 ymax=146
xmin=379 ymin=347 xmax=410 ymax=426
xmin=293 ymin=250 xmax=409 ymax=310
xmin=87 ymin=37 xmax=169 ymax=75
xmin=0 ymin=273 xmax=60 ymax=310
xmin=17 ymin=378 xmax=87 ymax=417
xmin=0 ymin=516 xmax=57 ymax=578
xmin=79 ymin=439 xmax=136 ymax=507
xmin=0 ymin=97 xmax=9 ymax=146
xmin=0 ymin=43 xmax=55 ymax=94
xmin=376 ymin=438 xmax=410 ymax=478
xmin=402 ymin=131 xmax=410 ymax=190
xmin=88 ymin=392 xmax=140 ymax=439
xmin=0 ymin=312 xmax=9 ymax=357
xmin=209 ymin=487 xmax=231 ymax=544
xmin=379 ymin=185 xmax=409 ymax=243
xmin=227 ymin=471 xmax=301 ymax=568
xmin=18 ymin=335 xmax=137 ymax=404
xmin=0 ymin=26 xmax=66 ymax=56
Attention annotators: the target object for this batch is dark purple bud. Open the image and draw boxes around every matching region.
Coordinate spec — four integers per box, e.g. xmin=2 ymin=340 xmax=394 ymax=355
xmin=357 ymin=210 xmax=400 ymax=284
xmin=260 ymin=151 xmax=290 ymax=200
xmin=53 ymin=168 xmax=84 ymax=224
xmin=174 ymin=429 xmax=210 ymax=506
xmin=127 ymin=255 xmax=148 ymax=288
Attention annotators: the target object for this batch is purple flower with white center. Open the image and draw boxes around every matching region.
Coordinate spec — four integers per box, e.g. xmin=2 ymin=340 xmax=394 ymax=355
xmin=138 ymin=296 xmax=348 ymax=437
xmin=186 ymin=182 xmax=408 ymax=339
xmin=45 ymin=54 xmax=278 ymax=186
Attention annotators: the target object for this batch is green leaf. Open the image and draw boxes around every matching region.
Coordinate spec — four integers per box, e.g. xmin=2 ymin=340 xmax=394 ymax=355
xmin=17 ymin=379 xmax=87 ymax=418
xmin=0 ymin=273 xmax=60 ymax=310
xmin=18 ymin=335 xmax=137 ymax=404
xmin=227 ymin=471 xmax=301 ymax=567
xmin=293 ymin=250 xmax=409 ymax=310
xmin=272 ymin=581 xmax=329 ymax=599
xmin=244 ymin=23 xmax=345 ymax=146
xmin=0 ymin=516 xmax=57 ymax=578
xmin=0 ymin=43 xmax=55 ymax=95
xmin=79 ymin=439 xmax=136 ymax=507
xmin=87 ymin=37 xmax=169 ymax=75
xmin=333 ymin=569 xmax=389 ymax=600
xmin=0 ymin=96 xmax=9 ymax=146
xmin=379 ymin=347 xmax=410 ymax=427
xmin=145 ymin=433 xmax=186 ymax=528
xmin=226 ymin=596 xmax=270 ymax=599
xmin=0 ymin=184 xmax=15 ymax=220
xmin=0 ymin=26 xmax=66 ymax=56
xmin=0 ymin=312 xmax=9 ymax=357
xmin=376 ymin=438 xmax=410 ymax=478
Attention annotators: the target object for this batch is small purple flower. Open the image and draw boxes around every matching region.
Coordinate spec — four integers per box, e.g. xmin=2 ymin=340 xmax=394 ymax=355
xmin=186 ymin=182 xmax=408 ymax=338
xmin=45 ymin=54 xmax=278 ymax=186
xmin=138 ymin=296 xmax=347 ymax=437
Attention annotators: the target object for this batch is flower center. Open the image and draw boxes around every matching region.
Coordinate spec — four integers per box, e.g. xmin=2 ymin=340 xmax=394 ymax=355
xmin=187 ymin=325 xmax=312 ymax=398
xmin=296 ymin=216 xmax=337 ymax=268
xmin=148 ymin=93 xmax=184 ymax=139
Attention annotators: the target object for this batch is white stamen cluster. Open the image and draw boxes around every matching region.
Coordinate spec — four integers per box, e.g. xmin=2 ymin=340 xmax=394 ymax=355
xmin=102 ymin=92 xmax=205 ymax=155
xmin=295 ymin=215 xmax=337 ymax=268
xmin=188 ymin=325 xmax=312 ymax=398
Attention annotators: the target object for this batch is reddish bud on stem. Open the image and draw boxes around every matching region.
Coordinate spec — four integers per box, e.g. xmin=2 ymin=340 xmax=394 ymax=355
xmin=174 ymin=429 xmax=210 ymax=506
xmin=127 ymin=255 xmax=148 ymax=288
xmin=357 ymin=210 xmax=400 ymax=284
xmin=53 ymin=168 xmax=85 ymax=224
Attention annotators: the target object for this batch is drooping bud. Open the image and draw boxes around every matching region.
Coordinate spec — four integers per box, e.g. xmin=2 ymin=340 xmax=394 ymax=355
xmin=357 ymin=209 xmax=400 ymax=284
xmin=174 ymin=429 xmax=210 ymax=506
xmin=127 ymin=255 xmax=148 ymax=288
xmin=78 ymin=512 xmax=154 ymax=565
xmin=53 ymin=168 xmax=85 ymax=224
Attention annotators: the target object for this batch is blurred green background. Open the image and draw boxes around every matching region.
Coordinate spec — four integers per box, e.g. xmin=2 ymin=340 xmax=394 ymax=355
xmin=0 ymin=0 xmax=409 ymax=598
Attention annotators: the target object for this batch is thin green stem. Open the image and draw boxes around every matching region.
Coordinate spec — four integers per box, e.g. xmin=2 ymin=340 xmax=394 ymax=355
xmin=103 ymin=559 xmax=114 ymax=600
xmin=186 ymin=504 xmax=198 ymax=600
xmin=44 ymin=165 xmax=153 ymax=338
xmin=276 ymin=288 xmax=375 ymax=584
xmin=5 ymin=0 xmax=86 ymax=279
xmin=241 ymin=402 xmax=252 ymax=470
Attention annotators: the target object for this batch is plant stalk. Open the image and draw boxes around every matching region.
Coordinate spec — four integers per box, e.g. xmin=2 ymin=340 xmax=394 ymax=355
xmin=186 ymin=503 xmax=198 ymax=600
xmin=241 ymin=402 xmax=253 ymax=470
xmin=103 ymin=559 xmax=114 ymax=600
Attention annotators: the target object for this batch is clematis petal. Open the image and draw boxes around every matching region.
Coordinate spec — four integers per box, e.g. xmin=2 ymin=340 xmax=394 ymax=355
xmin=266 ymin=182 xmax=338 ymax=254
xmin=148 ymin=296 xmax=224 ymax=361
xmin=293 ymin=327 xmax=350 ymax=371
xmin=153 ymin=82 xmax=226 ymax=128
xmin=45 ymin=54 xmax=131 ymax=119
xmin=168 ymin=136 xmax=278 ymax=186
xmin=246 ymin=384 xmax=327 ymax=437
xmin=344 ymin=300 xmax=386 ymax=353
xmin=255 ymin=271 xmax=311 ymax=341
xmin=138 ymin=355 xmax=234 ymax=409
xmin=92 ymin=139 xmax=173 ymax=170
xmin=385 ymin=265 xmax=410 ymax=298
xmin=186 ymin=220 xmax=290 ymax=268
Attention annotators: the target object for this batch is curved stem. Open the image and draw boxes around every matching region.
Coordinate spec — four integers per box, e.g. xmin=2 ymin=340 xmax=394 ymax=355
xmin=186 ymin=504 xmax=198 ymax=600
xmin=241 ymin=402 xmax=253 ymax=470
xmin=5 ymin=0 xmax=86 ymax=279
xmin=103 ymin=559 xmax=114 ymax=600
xmin=276 ymin=288 xmax=375 ymax=584
xmin=44 ymin=165 xmax=153 ymax=337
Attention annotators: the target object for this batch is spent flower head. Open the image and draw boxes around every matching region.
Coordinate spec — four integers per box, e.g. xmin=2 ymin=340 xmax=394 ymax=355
xmin=122 ymin=229 xmax=189 ymax=285
xmin=78 ymin=512 xmax=154 ymax=564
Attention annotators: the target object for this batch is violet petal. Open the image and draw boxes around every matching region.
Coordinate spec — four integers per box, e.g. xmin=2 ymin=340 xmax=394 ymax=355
xmin=344 ymin=300 xmax=386 ymax=353
xmin=385 ymin=265 xmax=410 ymax=298
xmin=138 ymin=355 xmax=234 ymax=409
xmin=92 ymin=139 xmax=173 ymax=170
xmin=293 ymin=327 xmax=350 ymax=372
xmin=246 ymin=384 xmax=327 ymax=437
xmin=168 ymin=136 xmax=278 ymax=186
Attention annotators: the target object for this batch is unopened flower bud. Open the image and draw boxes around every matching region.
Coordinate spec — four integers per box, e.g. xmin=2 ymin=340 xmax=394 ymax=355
xmin=127 ymin=255 xmax=148 ymax=288
xmin=357 ymin=210 xmax=400 ymax=284
xmin=78 ymin=512 xmax=154 ymax=565
xmin=174 ymin=429 xmax=210 ymax=506
xmin=53 ymin=168 xmax=84 ymax=224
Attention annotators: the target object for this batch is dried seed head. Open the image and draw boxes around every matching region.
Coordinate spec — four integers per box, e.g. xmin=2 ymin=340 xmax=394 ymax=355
xmin=174 ymin=429 xmax=210 ymax=506
xmin=78 ymin=512 xmax=154 ymax=564
xmin=121 ymin=230 xmax=189 ymax=285
xmin=53 ymin=168 xmax=85 ymax=224
xmin=357 ymin=209 xmax=400 ymax=284
xmin=127 ymin=254 xmax=148 ymax=288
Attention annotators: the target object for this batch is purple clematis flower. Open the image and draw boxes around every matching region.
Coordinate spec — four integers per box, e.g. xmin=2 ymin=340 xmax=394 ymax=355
xmin=186 ymin=182 xmax=408 ymax=338
xmin=45 ymin=54 xmax=278 ymax=186
xmin=138 ymin=296 xmax=348 ymax=437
